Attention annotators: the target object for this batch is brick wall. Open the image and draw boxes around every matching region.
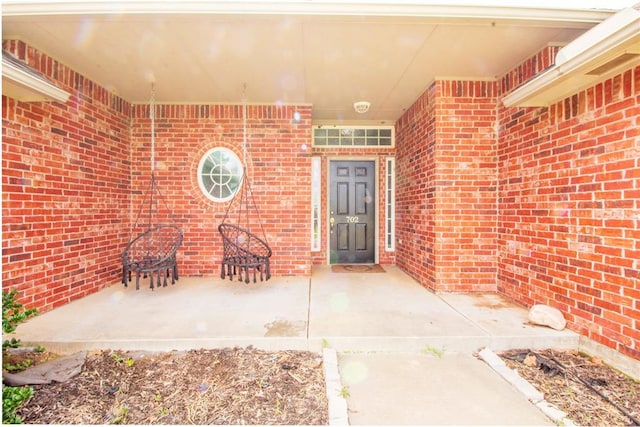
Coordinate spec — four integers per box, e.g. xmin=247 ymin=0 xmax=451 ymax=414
xmin=396 ymin=85 xmax=437 ymax=288
xmin=436 ymin=80 xmax=499 ymax=292
xmin=2 ymin=40 xmax=131 ymax=312
xmin=395 ymin=81 xmax=498 ymax=291
xmin=395 ymin=44 xmax=639 ymax=359
xmin=2 ymin=41 xmax=313 ymax=314
xmin=129 ymin=104 xmax=313 ymax=278
xmin=498 ymin=63 xmax=640 ymax=360
xmin=4 ymin=39 xmax=639 ymax=360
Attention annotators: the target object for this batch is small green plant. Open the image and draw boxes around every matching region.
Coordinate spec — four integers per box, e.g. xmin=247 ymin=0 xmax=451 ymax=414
xmin=339 ymin=386 xmax=350 ymax=399
xmin=2 ymin=290 xmax=38 ymax=351
xmin=110 ymin=406 xmax=129 ymax=424
xmin=110 ymin=352 xmax=134 ymax=367
xmin=34 ymin=345 xmax=46 ymax=353
xmin=111 ymin=352 xmax=124 ymax=363
xmin=2 ymin=291 xmax=38 ymax=424
xmin=3 ymin=358 xmax=33 ymax=373
xmin=322 ymin=338 xmax=330 ymax=348
xmin=421 ymin=344 xmax=445 ymax=358
xmin=2 ymin=385 xmax=34 ymax=424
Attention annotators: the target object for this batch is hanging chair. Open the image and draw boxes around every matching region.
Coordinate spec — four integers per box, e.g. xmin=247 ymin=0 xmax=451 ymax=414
xmin=121 ymin=87 xmax=183 ymax=290
xmin=121 ymin=174 xmax=183 ymax=290
xmin=218 ymin=95 xmax=272 ymax=283
xmin=218 ymin=179 xmax=272 ymax=283
xmin=122 ymin=222 xmax=183 ymax=290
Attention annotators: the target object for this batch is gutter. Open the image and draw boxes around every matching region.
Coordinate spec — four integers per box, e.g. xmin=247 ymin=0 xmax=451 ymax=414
xmin=502 ymin=5 xmax=640 ymax=107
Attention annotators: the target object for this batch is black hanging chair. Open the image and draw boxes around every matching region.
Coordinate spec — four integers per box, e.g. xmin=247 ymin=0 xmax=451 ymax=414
xmin=121 ymin=174 xmax=183 ymax=290
xmin=218 ymin=97 xmax=272 ymax=283
xmin=121 ymin=88 xmax=183 ymax=290
xmin=218 ymin=177 xmax=272 ymax=283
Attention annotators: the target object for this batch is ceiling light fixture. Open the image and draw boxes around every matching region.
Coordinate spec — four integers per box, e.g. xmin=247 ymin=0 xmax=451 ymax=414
xmin=353 ymin=101 xmax=371 ymax=114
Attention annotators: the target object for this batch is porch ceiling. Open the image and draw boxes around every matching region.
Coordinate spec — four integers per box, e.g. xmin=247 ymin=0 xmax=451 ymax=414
xmin=0 ymin=1 xmax=629 ymax=123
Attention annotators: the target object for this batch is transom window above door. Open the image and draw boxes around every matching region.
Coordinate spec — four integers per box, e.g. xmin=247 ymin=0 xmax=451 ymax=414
xmin=312 ymin=126 xmax=394 ymax=147
xmin=197 ymin=147 xmax=243 ymax=202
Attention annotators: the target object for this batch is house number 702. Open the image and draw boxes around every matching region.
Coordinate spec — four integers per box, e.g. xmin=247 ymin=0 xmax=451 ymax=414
xmin=346 ymin=216 xmax=360 ymax=223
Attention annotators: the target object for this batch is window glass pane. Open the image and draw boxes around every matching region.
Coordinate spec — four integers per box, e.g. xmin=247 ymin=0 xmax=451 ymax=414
xmin=312 ymin=126 xmax=394 ymax=147
xmin=385 ymin=157 xmax=395 ymax=251
xmin=197 ymin=147 xmax=243 ymax=202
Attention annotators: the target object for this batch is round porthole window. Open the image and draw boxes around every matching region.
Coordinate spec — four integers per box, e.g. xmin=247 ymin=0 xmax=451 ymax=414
xmin=197 ymin=147 xmax=243 ymax=202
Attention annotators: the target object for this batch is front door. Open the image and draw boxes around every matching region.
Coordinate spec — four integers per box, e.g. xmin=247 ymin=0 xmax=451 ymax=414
xmin=329 ymin=160 xmax=376 ymax=264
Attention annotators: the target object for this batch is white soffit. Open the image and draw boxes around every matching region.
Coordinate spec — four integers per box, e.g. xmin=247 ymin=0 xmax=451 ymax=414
xmin=503 ymin=6 xmax=640 ymax=107
xmin=0 ymin=0 xmax=618 ymax=22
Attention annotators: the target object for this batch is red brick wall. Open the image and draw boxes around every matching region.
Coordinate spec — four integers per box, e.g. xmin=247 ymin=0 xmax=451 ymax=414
xmin=395 ymin=44 xmax=639 ymax=359
xmin=396 ymin=85 xmax=437 ymax=288
xmin=436 ymin=80 xmax=499 ymax=292
xmin=498 ymin=63 xmax=640 ymax=360
xmin=2 ymin=40 xmax=131 ymax=312
xmin=2 ymin=41 xmax=313 ymax=314
xmin=129 ymin=104 xmax=313 ymax=277
xmin=4 ymin=38 xmax=639 ymax=361
xmin=395 ymin=81 xmax=498 ymax=292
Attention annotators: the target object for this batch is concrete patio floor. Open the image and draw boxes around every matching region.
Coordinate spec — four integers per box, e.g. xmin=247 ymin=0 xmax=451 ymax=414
xmin=11 ymin=265 xmax=594 ymax=425
xmin=13 ymin=265 xmax=578 ymax=355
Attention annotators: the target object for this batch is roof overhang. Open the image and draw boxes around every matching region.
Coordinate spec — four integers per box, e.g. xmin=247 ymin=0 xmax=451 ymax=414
xmin=2 ymin=51 xmax=71 ymax=102
xmin=0 ymin=1 xmax=621 ymax=22
xmin=503 ymin=5 xmax=640 ymax=107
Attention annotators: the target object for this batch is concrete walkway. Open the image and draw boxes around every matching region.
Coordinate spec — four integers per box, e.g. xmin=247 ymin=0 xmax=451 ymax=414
xmin=338 ymin=352 xmax=553 ymax=425
xmin=12 ymin=265 xmax=579 ymax=425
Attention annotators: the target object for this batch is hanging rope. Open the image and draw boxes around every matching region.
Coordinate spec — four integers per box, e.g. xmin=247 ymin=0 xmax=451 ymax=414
xmin=146 ymin=84 xmax=156 ymax=231
xmin=150 ymin=83 xmax=155 ymax=174
xmin=221 ymin=84 xmax=269 ymax=246
xmin=122 ymin=83 xmax=183 ymax=290
xmin=241 ymin=83 xmax=248 ymax=174
xmin=128 ymin=83 xmax=174 ymax=241
xmin=218 ymin=84 xmax=272 ymax=283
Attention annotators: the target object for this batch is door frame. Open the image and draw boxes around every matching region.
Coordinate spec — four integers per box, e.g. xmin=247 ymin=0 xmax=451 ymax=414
xmin=326 ymin=156 xmax=379 ymax=264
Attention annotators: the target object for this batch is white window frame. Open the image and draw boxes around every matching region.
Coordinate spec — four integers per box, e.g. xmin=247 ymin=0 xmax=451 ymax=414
xmin=311 ymin=157 xmax=321 ymax=251
xmin=312 ymin=125 xmax=395 ymax=148
xmin=385 ymin=157 xmax=395 ymax=251
xmin=197 ymin=147 xmax=243 ymax=203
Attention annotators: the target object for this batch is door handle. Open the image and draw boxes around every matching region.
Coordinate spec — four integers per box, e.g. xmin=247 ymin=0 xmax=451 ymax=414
xmin=329 ymin=217 xmax=335 ymax=234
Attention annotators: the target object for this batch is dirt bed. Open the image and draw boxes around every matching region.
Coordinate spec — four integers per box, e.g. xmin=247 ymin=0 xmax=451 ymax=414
xmin=14 ymin=347 xmax=328 ymax=425
xmin=6 ymin=347 xmax=639 ymax=425
xmin=500 ymin=348 xmax=640 ymax=426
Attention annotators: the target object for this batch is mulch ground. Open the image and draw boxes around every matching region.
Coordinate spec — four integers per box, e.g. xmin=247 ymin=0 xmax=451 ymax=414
xmin=10 ymin=347 xmax=328 ymax=425
xmin=5 ymin=346 xmax=639 ymax=425
xmin=500 ymin=348 xmax=640 ymax=426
